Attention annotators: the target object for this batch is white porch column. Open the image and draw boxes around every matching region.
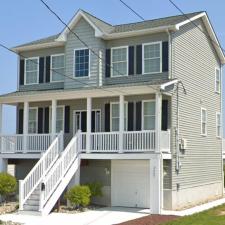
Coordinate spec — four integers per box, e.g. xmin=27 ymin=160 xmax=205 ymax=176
xmin=86 ymin=97 xmax=92 ymax=153
xmin=119 ymin=95 xmax=124 ymax=153
xmin=0 ymin=158 xmax=7 ymax=172
xmin=155 ymin=93 xmax=162 ymax=152
xmin=23 ymin=102 xmax=29 ymax=152
xmin=150 ymin=155 xmax=162 ymax=214
xmin=0 ymin=104 xmax=2 ymax=135
xmin=51 ymin=99 xmax=57 ymax=139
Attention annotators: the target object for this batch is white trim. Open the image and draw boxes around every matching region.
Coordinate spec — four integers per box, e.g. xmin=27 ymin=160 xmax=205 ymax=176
xmin=73 ymin=48 xmax=91 ymax=78
xmin=49 ymin=105 xmax=65 ymax=133
xmin=24 ymin=57 xmax=39 ymax=85
xmin=160 ymin=79 xmax=178 ymax=90
xmin=216 ymin=112 xmax=221 ymax=138
xmin=50 ymin=53 xmax=65 ymax=83
xmin=110 ymin=46 xmax=129 ymax=77
xmin=142 ymin=42 xmax=162 ymax=75
xmin=215 ymin=67 xmax=221 ymax=94
xmin=28 ymin=107 xmax=38 ymax=134
xmin=110 ymin=102 xmax=128 ymax=132
xmin=142 ymin=100 xmax=156 ymax=131
xmin=201 ymin=107 xmax=207 ymax=136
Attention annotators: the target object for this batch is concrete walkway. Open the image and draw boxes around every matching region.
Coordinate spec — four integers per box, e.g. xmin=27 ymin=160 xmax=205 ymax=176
xmin=0 ymin=207 xmax=149 ymax=225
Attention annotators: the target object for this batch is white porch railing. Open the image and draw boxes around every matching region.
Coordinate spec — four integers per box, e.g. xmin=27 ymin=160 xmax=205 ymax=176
xmin=0 ymin=134 xmax=57 ymax=153
xmin=19 ymin=131 xmax=63 ymax=210
xmin=160 ymin=130 xmax=171 ymax=152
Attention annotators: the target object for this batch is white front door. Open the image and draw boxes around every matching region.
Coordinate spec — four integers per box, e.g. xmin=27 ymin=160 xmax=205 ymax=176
xmin=111 ymin=160 xmax=150 ymax=208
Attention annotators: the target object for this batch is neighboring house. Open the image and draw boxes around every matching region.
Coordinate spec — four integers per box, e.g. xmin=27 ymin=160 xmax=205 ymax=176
xmin=0 ymin=10 xmax=224 ymax=215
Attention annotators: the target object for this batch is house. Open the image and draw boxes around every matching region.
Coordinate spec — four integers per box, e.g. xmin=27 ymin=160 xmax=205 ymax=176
xmin=0 ymin=10 xmax=224 ymax=215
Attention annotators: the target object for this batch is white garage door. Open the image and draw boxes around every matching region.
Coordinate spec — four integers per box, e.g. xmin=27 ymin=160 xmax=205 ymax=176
xmin=111 ymin=160 xmax=150 ymax=208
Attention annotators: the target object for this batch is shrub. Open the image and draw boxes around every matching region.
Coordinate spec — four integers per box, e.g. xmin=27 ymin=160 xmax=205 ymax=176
xmin=0 ymin=173 xmax=17 ymax=202
xmin=86 ymin=182 xmax=103 ymax=198
xmin=66 ymin=185 xmax=91 ymax=208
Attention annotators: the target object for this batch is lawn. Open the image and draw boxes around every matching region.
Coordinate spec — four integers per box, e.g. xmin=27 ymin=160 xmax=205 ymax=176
xmin=163 ymin=204 xmax=225 ymax=225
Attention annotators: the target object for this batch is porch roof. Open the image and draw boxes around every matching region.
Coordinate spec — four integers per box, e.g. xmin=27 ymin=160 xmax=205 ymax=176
xmin=0 ymin=79 xmax=177 ymax=105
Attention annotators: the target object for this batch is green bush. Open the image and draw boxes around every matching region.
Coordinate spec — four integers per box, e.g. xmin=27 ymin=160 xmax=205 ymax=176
xmin=0 ymin=173 xmax=17 ymax=202
xmin=86 ymin=182 xmax=103 ymax=198
xmin=66 ymin=185 xmax=91 ymax=208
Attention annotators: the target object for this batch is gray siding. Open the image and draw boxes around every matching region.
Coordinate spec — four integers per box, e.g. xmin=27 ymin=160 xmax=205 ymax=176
xmin=171 ymin=19 xmax=222 ymax=191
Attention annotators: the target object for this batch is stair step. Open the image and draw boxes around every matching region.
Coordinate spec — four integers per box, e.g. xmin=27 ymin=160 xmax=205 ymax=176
xmin=23 ymin=204 xmax=39 ymax=211
xmin=29 ymin=194 xmax=40 ymax=200
xmin=18 ymin=210 xmax=41 ymax=216
xmin=26 ymin=199 xmax=39 ymax=206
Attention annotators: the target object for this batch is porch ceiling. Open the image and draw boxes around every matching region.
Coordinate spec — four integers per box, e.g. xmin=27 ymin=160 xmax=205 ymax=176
xmin=0 ymin=79 xmax=177 ymax=105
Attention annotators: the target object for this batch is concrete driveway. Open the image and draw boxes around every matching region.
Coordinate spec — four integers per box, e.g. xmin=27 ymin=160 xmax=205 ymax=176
xmin=0 ymin=207 xmax=150 ymax=225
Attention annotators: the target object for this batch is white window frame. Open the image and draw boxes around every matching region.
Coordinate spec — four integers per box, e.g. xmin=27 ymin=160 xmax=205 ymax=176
xmin=49 ymin=105 xmax=65 ymax=133
xmin=50 ymin=53 xmax=65 ymax=83
xmin=215 ymin=67 xmax=221 ymax=94
xmin=111 ymin=46 xmax=129 ymax=77
xmin=110 ymin=102 xmax=128 ymax=132
xmin=73 ymin=109 xmax=101 ymax=134
xmin=216 ymin=112 xmax=221 ymax=138
xmin=73 ymin=48 xmax=90 ymax=78
xmin=142 ymin=41 xmax=162 ymax=75
xmin=201 ymin=108 xmax=207 ymax=136
xmin=142 ymin=100 xmax=156 ymax=130
xmin=28 ymin=107 xmax=38 ymax=134
xmin=24 ymin=57 xmax=39 ymax=85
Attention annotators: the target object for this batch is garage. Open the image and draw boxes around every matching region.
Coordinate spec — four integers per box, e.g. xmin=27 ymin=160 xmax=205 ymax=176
xmin=111 ymin=160 xmax=150 ymax=208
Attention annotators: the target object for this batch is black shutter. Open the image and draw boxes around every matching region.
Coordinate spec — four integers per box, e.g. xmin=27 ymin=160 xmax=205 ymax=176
xmin=81 ymin=111 xmax=87 ymax=132
xmin=39 ymin=57 xmax=44 ymax=83
xmin=105 ymin=49 xmax=111 ymax=78
xmin=18 ymin=109 xmax=23 ymax=134
xmin=91 ymin=111 xmax=95 ymax=132
xmin=19 ymin=59 xmax=24 ymax=85
xmin=128 ymin=102 xmax=134 ymax=131
xmin=45 ymin=56 xmax=51 ymax=82
xmin=162 ymin=41 xmax=169 ymax=72
xmin=38 ymin=108 xmax=44 ymax=133
xmin=105 ymin=104 xmax=110 ymax=132
xmin=128 ymin=46 xmax=134 ymax=75
xmin=64 ymin=106 xmax=70 ymax=133
xmin=136 ymin=45 xmax=142 ymax=75
xmin=162 ymin=100 xmax=168 ymax=131
xmin=136 ymin=101 xmax=142 ymax=131
xmin=44 ymin=107 xmax=49 ymax=133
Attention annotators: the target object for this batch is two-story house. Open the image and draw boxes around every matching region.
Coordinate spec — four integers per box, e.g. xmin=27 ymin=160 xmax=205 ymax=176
xmin=0 ymin=10 xmax=224 ymax=215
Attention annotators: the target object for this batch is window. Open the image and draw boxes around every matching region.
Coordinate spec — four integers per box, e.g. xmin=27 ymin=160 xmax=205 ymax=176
xmin=25 ymin=58 xmax=39 ymax=84
xmin=28 ymin=108 xmax=38 ymax=134
xmin=50 ymin=106 xmax=64 ymax=133
xmin=143 ymin=42 xmax=161 ymax=74
xmin=74 ymin=49 xmax=89 ymax=77
xmin=111 ymin=47 xmax=128 ymax=76
xmin=215 ymin=68 xmax=221 ymax=93
xmin=201 ymin=108 xmax=207 ymax=136
xmin=110 ymin=103 xmax=128 ymax=131
xmin=216 ymin=112 xmax=221 ymax=138
xmin=143 ymin=101 xmax=155 ymax=130
xmin=51 ymin=54 xmax=65 ymax=82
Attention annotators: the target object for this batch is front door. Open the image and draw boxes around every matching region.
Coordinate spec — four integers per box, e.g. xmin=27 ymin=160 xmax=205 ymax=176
xmin=73 ymin=110 xmax=101 ymax=133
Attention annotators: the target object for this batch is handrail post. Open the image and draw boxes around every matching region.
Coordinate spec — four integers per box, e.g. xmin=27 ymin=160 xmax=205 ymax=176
xmin=119 ymin=95 xmax=124 ymax=153
xmin=86 ymin=97 xmax=92 ymax=153
xmin=19 ymin=180 xmax=24 ymax=210
xmin=59 ymin=131 xmax=64 ymax=153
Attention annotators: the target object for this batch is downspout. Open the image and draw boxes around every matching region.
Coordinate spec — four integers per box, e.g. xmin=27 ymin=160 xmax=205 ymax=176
xmin=175 ymin=84 xmax=180 ymax=172
xmin=166 ymin=29 xmax=172 ymax=79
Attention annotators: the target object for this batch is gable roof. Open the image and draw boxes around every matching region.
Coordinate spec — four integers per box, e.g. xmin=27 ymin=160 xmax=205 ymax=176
xmin=12 ymin=10 xmax=225 ymax=64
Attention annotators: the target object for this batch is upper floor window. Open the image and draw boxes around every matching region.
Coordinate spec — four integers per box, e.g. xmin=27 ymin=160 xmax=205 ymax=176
xmin=216 ymin=112 xmax=221 ymax=138
xmin=74 ymin=49 xmax=89 ymax=77
xmin=201 ymin=108 xmax=207 ymax=136
xmin=51 ymin=54 xmax=65 ymax=82
xmin=50 ymin=106 xmax=65 ymax=133
xmin=142 ymin=101 xmax=155 ymax=130
xmin=110 ymin=102 xmax=128 ymax=131
xmin=25 ymin=58 xmax=39 ymax=85
xmin=28 ymin=108 xmax=38 ymax=134
xmin=143 ymin=42 xmax=162 ymax=74
xmin=111 ymin=47 xmax=128 ymax=77
xmin=215 ymin=68 xmax=221 ymax=93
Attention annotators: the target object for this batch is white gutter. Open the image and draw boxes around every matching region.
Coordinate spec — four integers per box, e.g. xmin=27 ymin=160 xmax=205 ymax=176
xmin=160 ymin=79 xmax=178 ymax=90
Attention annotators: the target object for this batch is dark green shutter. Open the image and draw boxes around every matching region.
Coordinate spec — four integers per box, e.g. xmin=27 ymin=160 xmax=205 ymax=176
xmin=39 ymin=57 xmax=44 ymax=83
xmin=136 ymin=101 xmax=142 ymax=131
xmin=38 ymin=108 xmax=44 ymax=133
xmin=19 ymin=59 xmax=24 ymax=85
xmin=44 ymin=107 xmax=49 ymax=133
xmin=136 ymin=45 xmax=142 ymax=75
xmin=105 ymin=49 xmax=111 ymax=78
xmin=128 ymin=102 xmax=134 ymax=131
xmin=81 ymin=111 xmax=87 ymax=132
xmin=105 ymin=104 xmax=110 ymax=132
xmin=45 ymin=56 xmax=51 ymax=82
xmin=64 ymin=106 xmax=70 ymax=133
xmin=162 ymin=100 xmax=168 ymax=131
xmin=18 ymin=109 xmax=23 ymax=134
xmin=162 ymin=42 xmax=169 ymax=72
xmin=128 ymin=46 xmax=134 ymax=75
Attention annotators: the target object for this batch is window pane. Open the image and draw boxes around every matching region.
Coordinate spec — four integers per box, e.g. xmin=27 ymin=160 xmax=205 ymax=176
xmin=111 ymin=104 xmax=119 ymax=117
xmin=144 ymin=116 xmax=155 ymax=130
xmin=112 ymin=48 xmax=127 ymax=76
xmin=112 ymin=118 xmax=119 ymax=131
xmin=28 ymin=109 xmax=37 ymax=133
xmin=26 ymin=59 xmax=38 ymax=84
xmin=144 ymin=44 xmax=160 ymax=58
xmin=202 ymin=123 xmax=206 ymax=135
xmin=144 ymin=102 xmax=155 ymax=115
xmin=202 ymin=110 xmax=206 ymax=122
xmin=52 ymin=55 xmax=64 ymax=82
xmin=75 ymin=49 xmax=89 ymax=77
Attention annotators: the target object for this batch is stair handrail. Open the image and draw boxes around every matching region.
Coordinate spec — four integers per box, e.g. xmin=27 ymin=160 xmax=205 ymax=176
xmin=39 ymin=130 xmax=81 ymax=211
xmin=19 ymin=131 xmax=63 ymax=210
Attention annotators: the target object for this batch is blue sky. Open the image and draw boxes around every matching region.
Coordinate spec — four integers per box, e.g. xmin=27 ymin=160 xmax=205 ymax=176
xmin=0 ymin=0 xmax=224 ymax=134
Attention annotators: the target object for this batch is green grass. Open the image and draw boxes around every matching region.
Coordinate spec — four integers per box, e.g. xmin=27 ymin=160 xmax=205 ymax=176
xmin=163 ymin=204 xmax=225 ymax=225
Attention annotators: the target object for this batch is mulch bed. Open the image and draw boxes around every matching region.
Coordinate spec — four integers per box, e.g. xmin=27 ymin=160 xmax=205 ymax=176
xmin=116 ymin=215 xmax=178 ymax=225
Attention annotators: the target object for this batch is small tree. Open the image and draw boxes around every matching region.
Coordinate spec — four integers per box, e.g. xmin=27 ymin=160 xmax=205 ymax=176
xmin=0 ymin=173 xmax=17 ymax=203
xmin=86 ymin=182 xmax=103 ymax=199
xmin=66 ymin=185 xmax=91 ymax=209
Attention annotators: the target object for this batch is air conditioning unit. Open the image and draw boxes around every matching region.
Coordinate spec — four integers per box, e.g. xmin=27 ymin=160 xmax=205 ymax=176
xmin=180 ymin=138 xmax=188 ymax=150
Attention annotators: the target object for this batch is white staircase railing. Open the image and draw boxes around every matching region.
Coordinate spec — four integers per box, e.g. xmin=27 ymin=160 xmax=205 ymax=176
xmin=19 ymin=131 xmax=64 ymax=210
xmin=39 ymin=130 xmax=81 ymax=214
